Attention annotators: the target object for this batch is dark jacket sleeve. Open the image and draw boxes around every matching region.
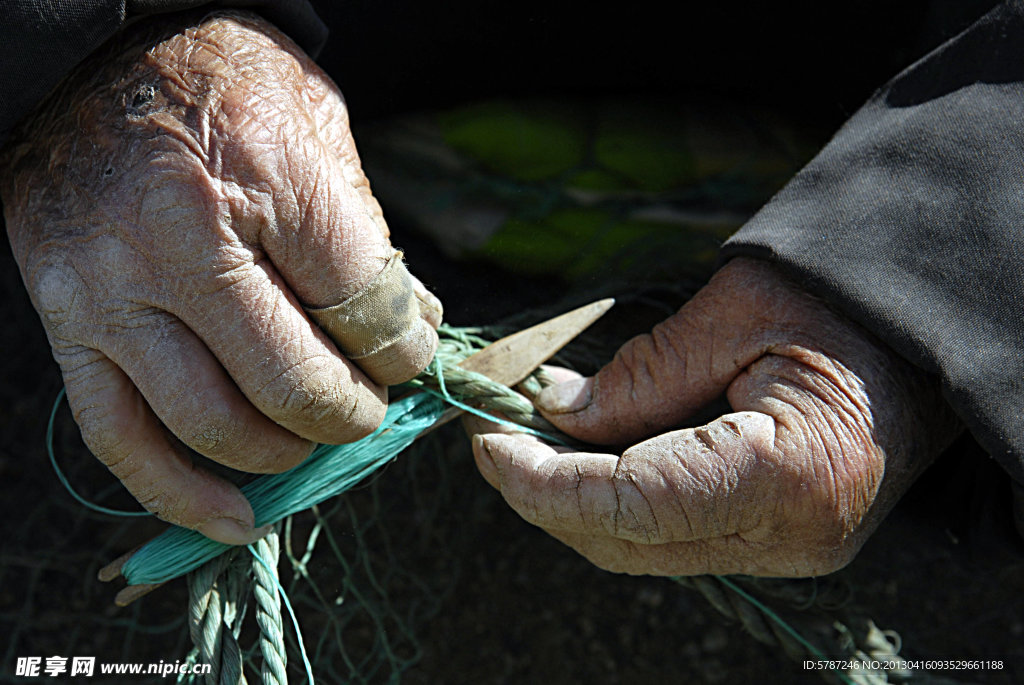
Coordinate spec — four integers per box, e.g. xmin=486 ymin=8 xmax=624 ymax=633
xmin=721 ymin=0 xmax=1024 ymax=484
xmin=0 ymin=0 xmax=326 ymax=146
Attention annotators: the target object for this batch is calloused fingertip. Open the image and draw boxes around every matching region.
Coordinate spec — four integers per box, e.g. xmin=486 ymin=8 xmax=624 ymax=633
xmin=471 ymin=434 xmax=500 ymax=489
xmin=535 ymin=376 xmax=594 ymax=415
xmin=536 ymin=365 xmax=585 ymax=385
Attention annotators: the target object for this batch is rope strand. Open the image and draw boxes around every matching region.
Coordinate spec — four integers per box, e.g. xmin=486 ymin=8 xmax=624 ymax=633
xmin=252 ymin=531 xmax=287 ymax=685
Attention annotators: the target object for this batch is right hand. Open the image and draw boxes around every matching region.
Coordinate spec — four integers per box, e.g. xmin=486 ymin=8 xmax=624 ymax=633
xmin=1 ymin=12 xmax=441 ymax=544
xmin=469 ymin=258 xmax=959 ymax=576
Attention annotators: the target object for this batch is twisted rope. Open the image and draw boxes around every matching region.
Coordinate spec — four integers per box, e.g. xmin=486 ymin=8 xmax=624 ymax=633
xmin=417 ymin=362 xmax=558 ymax=433
xmin=252 ymin=531 xmax=288 ymax=685
xmin=187 ymin=530 xmax=291 ymax=685
xmin=186 ymin=553 xmax=247 ymax=685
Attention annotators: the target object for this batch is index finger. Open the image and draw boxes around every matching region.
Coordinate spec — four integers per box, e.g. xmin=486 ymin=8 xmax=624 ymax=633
xmin=188 ymin=15 xmax=439 ymax=387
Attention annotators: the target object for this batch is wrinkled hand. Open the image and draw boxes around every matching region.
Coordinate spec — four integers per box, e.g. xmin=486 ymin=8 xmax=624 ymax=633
xmin=470 ymin=258 xmax=960 ymax=576
xmin=2 ymin=13 xmax=441 ymax=544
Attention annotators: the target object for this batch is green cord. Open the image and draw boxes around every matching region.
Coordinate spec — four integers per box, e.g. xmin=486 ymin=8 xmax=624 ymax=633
xmin=426 ymin=353 xmax=571 ymax=446
xmin=120 ymin=354 xmax=568 ymax=586
xmin=47 ymin=387 xmax=150 ymax=518
xmin=248 ymin=543 xmax=315 ymax=685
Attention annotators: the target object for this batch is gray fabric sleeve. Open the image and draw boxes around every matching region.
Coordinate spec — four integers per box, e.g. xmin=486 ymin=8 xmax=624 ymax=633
xmin=721 ymin=0 xmax=1024 ymax=484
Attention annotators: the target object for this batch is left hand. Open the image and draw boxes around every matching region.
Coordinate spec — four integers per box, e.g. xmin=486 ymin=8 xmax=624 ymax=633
xmin=1 ymin=12 xmax=441 ymax=544
xmin=468 ymin=258 xmax=960 ymax=576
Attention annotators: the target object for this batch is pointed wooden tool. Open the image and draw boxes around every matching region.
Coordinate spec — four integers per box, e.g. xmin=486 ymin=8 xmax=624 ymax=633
xmin=459 ymin=298 xmax=614 ymax=385
xmin=418 ymin=297 xmax=615 ymax=435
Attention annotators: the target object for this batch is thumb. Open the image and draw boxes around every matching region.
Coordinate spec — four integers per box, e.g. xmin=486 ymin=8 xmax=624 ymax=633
xmin=535 ymin=262 xmax=773 ymax=444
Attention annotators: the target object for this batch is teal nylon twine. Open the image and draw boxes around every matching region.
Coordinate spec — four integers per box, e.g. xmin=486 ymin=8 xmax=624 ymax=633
xmin=41 ymin=345 xmax=567 ymax=585
xmin=47 ymin=387 xmax=150 ymax=518
xmin=121 ymin=391 xmax=448 ymax=585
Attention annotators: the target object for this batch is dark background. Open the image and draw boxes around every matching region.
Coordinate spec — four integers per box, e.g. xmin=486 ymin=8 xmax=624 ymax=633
xmin=3 ymin=2 xmax=1023 ymax=683
xmin=311 ymin=1 xmax=996 ymax=126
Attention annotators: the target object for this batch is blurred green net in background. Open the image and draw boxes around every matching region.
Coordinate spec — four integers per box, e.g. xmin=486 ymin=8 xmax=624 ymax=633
xmin=360 ymin=98 xmax=821 ymax=285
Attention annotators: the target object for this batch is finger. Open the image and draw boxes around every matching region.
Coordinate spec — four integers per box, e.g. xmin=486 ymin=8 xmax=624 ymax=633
xmin=472 ymin=411 xmax=780 ymax=544
xmin=301 ymin=252 xmax=440 ymax=386
xmin=301 ymin=64 xmax=393 ymax=242
xmin=533 ymin=258 xmax=795 ymax=444
xmin=304 ymin=75 xmax=445 ymax=348
xmin=475 ymin=420 xmax=846 ymax=576
xmin=470 ymin=433 xmax=575 ymax=490
xmin=102 ymin=313 xmax=313 ymax=473
xmin=517 ymin=365 xmax=583 ymax=401
xmin=251 ymin=89 xmax=437 ymax=385
xmin=174 ymin=257 xmax=387 ymax=445
xmin=472 ymin=432 xmax=622 ymax=534
xmin=60 ymin=349 xmax=269 ymax=545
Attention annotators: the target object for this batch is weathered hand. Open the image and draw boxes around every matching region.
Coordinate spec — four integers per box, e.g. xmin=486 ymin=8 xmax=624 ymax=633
xmin=470 ymin=258 xmax=959 ymax=576
xmin=2 ymin=13 xmax=441 ymax=544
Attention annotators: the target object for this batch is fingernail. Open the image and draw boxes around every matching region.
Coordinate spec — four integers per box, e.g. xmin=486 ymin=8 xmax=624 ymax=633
xmin=472 ymin=435 xmax=500 ymax=489
xmin=197 ymin=517 xmax=272 ymax=546
xmin=536 ymin=377 xmax=594 ymax=414
xmin=416 ymin=289 xmax=444 ymax=327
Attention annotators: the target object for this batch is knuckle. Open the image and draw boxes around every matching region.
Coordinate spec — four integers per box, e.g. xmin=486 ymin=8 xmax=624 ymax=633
xmin=609 ymin=336 xmax=657 ymax=395
xmin=56 ymin=346 xmax=108 ymax=380
xmin=92 ymin=440 xmax=138 ymax=478
xmin=773 ymin=499 xmax=863 ymax=575
xmin=797 ymin=535 xmax=860 ymax=575
xmin=105 ymin=450 xmax=195 ymax=524
xmin=99 ymin=448 xmax=183 ymax=522
xmin=27 ymin=264 xmax=83 ymax=329
xmin=133 ymin=478 xmax=191 ymax=524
